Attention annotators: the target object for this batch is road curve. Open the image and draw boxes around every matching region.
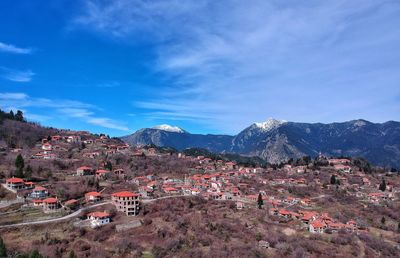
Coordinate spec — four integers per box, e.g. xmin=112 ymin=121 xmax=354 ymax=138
xmin=0 ymin=195 xmax=192 ymax=229
xmin=0 ymin=201 xmax=111 ymax=229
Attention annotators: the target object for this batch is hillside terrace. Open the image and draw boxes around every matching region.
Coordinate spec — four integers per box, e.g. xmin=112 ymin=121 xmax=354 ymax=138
xmin=1 ymin=133 xmax=399 ymax=238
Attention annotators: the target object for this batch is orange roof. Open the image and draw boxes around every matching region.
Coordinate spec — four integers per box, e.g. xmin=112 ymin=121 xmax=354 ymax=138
xmin=327 ymin=221 xmax=345 ymax=229
xmin=6 ymin=177 xmax=24 ymax=183
xmin=78 ymin=166 xmax=92 ymax=170
xmin=111 ymin=191 xmax=138 ymax=198
xmin=87 ymin=211 xmax=110 ymax=218
xmin=85 ymin=191 xmax=101 ymax=197
xmin=311 ymin=220 xmax=326 ymax=228
xmin=33 ymin=199 xmax=43 ymax=203
xmin=65 ymin=199 xmax=78 ymax=205
xmin=33 ymin=186 xmax=47 ymax=191
xmin=279 ymin=209 xmax=291 ymax=215
xmin=43 ymin=197 xmax=58 ymax=204
xmin=163 ymin=187 xmax=178 ymax=191
xmin=302 ymin=212 xmax=317 ymax=221
xmin=96 ymin=169 xmax=109 ymax=174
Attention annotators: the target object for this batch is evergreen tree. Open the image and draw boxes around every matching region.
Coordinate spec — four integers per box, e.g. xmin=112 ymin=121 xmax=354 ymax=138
xmin=15 ymin=154 xmax=25 ymax=178
xmin=15 ymin=154 xmax=25 ymax=171
xmin=15 ymin=168 xmax=24 ymax=178
xmin=15 ymin=110 xmax=24 ymax=122
xmin=25 ymin=165 xmax=33 ymax=179
xmin=381 ymin=216 xmax=386 ymax=225
xmin=105 ymin=161 xmax=112 ymax=171
xmin=15 ymin=254 xmax=29 ymax=258
xmin=68 ymin=250 xmax=77 ymax=258
xmin=257 ymin=192 xmax=264 ymax=209
xmin=302 ymin=156 xmax=311 ymax=165
xmin=330 ymin=175 xmax=336 ymax=185
xmin=95 ymin=180 xmax=100 ymax=191
xmin=29 ymin=250 xmax=43 ymax=258
xmin=379 ymin=178 xmax=386 ymax=192
xmin=9 ymin=110 xmax=15 ymax=119
xmin=0 ymin=237 xmax=7 ymax=258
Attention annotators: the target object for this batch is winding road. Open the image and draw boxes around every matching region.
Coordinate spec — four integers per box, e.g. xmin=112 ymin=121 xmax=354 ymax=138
xmin=0 ymin=195 xmax=192 ymax=229
xmin=0 ymin=201 xmax=111 ymax=229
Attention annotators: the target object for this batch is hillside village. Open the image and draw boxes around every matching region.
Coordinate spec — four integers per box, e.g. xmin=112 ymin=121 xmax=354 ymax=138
xmin=0 ymin=117 xmax=399 ymax=257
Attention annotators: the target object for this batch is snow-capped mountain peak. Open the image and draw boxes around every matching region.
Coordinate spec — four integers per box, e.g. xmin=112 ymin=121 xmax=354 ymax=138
xmin=253 ymin=118 xmax=286 ymax=131
xmin=152 ymin=124 xmax=185 ymax=133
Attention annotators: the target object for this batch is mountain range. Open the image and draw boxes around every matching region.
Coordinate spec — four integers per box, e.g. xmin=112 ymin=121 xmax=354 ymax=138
xmin=120 ymin=119 xmax=400 ymax=168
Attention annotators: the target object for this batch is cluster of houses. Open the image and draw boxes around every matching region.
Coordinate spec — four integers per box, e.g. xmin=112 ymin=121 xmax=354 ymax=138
xmin=81 ymin=190 xmax=140 ymax=228
xmin=270 ymin=208 xmax=359 ymax=234
xmin=2 ymin=133 xmax=399 ymax=233
xmin=29 ymin=131 xmax=130 ymax=160
xmin=3 ymin=177 xmax=34 ymax=192
xmin=76 ymin=166 xmax=126 ymax=179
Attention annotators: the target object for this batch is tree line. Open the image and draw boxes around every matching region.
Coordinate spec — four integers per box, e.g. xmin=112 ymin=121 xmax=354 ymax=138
xmin=0 ymin=108 xmax=25 ymax=124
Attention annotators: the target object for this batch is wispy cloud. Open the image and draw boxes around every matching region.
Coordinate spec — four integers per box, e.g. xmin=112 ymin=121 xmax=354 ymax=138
xmin=0 ymin=92 xmax=130 ymax=132
xmin=0 ymin=67 xmax=35 ymax=82
xmin=0 ymin=92 xmax=28 ymax=100
xmin=58 ymin=107 xmax=130 ymax=131
xmin=0 ymin=42 xmax=32 ymax=54
xmin=76 ymin=0 xmax=400 ymax=132
xmin=87 ymin=117 xmax=129 ymax=131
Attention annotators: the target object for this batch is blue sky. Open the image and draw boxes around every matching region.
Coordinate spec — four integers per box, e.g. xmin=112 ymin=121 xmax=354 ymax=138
xmin=0 ymin=0 xmax=399 ymax=136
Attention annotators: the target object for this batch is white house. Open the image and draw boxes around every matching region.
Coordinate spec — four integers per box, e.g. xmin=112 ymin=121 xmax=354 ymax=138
xmin=87 ymin=211 xmax=111 ymax=228
xmin=309 ymin=220 xmax=327 ymax=233
xmin=42 ymin=143 xmax=52 ymax=151
xmin=31 ymin=186 xmax=49 ymax=199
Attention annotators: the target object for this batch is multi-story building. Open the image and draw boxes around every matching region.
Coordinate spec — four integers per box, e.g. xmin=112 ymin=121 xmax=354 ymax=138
xmin=76 ymin=166 xmax=93 ymax=176
xmin=31 ymin=186 xmax=49 ymax=199
xmin=85 ymin=191 xmax=102 ymax=203
xmin=111 ymin=191 xmax=140 ymax=216
xmin=42 ymin=197 xmax=60 ymax=211
xmin=5 ymin=177 xmax=29 ymax=191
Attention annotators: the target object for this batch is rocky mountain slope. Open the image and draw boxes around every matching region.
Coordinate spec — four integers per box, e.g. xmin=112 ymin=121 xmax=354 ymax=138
xmin=121 ymin=119 xmax=400 ymax=168
xmin=120 ymin=127 xmax=233 ymax=153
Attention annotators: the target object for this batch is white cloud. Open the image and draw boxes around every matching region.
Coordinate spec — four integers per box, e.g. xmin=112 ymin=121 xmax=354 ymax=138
xmin=0 ymin=67 xmax=35 ymax=82
xmin=59 ymin=108 xmax=94 ymax=118
xmin=87 ymin=117 xmax=129 ymax=131
xmin=76 ymin=0 xmax=400 ymax=132
xmin=25 ymin=113 xmax=52 ymax=122
xmin=59 ymin=107 xmax=130 ymax=131
xmin=0 ymin=42 xmax=32 ymax=54
xmin=0 ymin=93 xmax=28 ymax=100
xmin=0 ymin=92 xmax=130 ymax=132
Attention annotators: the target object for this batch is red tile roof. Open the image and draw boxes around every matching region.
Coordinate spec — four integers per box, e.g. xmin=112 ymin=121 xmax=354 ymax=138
xmin=65 ymin=199 xmax=78 ymax=205
xmin=85 ymin=191 xmax=101 ymax=197
xmin=111 ymin=191 xmax=138 ymax=198
xmin=311 ymin=220 xmax=326 ymax=229
xmin=43 ymin=197 xmax=58 ymax=204
xmin=88 ymin=211 xmax=110 ymax=219
xmin=96 ymin=169 xmax=109 ymax=174
xmin=77 ymin=166 xmax=92 ymax=170
xmin=163 ymin=187 xmax=178 ymax=192
xmin=33 ymin=186 xmax=47 ymax=191
xmin=6 ymin=177 xmax=24 ymax=183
